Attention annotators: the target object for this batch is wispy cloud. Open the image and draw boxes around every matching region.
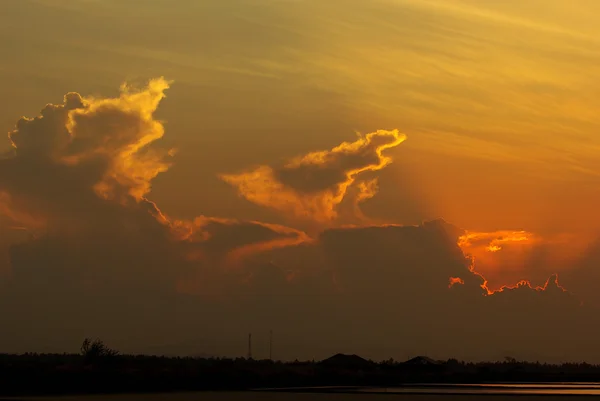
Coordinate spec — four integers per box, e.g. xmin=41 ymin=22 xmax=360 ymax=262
xmin=221 ymin=130 xmax=406 ymax=224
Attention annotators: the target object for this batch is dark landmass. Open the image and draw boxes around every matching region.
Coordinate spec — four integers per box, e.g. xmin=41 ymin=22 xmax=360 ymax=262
xmin=2 ymin=342 xmax=600 ymax=397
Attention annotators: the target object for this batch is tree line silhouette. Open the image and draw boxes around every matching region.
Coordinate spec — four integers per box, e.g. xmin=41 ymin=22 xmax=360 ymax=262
xmin=1 ymin=339 xmax=600 ymax=396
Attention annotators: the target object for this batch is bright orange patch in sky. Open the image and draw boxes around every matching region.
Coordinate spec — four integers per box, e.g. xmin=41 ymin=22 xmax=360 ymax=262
xmin=457 ymin=230 xmax=538 ymax=289
xmin=448 ymin=276 xmax=465 ymax=288
xmin=457 ymin=230 xmax=591 ymax=294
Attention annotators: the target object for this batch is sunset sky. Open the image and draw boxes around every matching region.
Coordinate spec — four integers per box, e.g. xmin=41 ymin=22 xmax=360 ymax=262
xmin=2 ymin=0 xmax=600 ymax=362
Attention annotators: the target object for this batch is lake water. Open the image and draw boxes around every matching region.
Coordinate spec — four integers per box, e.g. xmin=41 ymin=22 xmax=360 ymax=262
xmin=8 ymin=384 xmax=600 ymax=400
xmin=361 ymin=382 xmax=600 ymax=396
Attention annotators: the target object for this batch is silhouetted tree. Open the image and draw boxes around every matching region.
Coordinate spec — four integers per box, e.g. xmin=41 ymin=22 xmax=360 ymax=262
xmin=80 ymin=338 xmax=119 ymax=364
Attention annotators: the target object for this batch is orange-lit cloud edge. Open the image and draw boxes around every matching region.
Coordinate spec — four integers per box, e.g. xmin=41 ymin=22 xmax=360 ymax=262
xmin=459 ymin=246 xmax=568 ymax=296
xmin=0 ymin=78 xmax=572 ymax=300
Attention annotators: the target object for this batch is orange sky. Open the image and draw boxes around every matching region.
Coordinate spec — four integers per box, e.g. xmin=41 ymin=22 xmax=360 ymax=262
xmin=2 ymin=0 xmax=600 ymax=361
xmin=4 ymin=0 xmax=600 ymax=236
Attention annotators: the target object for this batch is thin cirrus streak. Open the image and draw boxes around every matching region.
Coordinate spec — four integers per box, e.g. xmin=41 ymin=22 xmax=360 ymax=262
xmin=220 ymin=129 xmax=407 ymax=224
xmin=166 ymin=215 xmax=312 ymax=268
xmin=224 ymin=224 xmax=313 ymax=268
xmin=0 ymin=192 xmax=45 ymax=232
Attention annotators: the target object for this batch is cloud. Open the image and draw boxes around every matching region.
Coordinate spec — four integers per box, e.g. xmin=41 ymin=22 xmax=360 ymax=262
xmin=458 ymin=230 xmax=593 ymax=292
xmin=169 ymin=216 xmax=311 ymax=297
xmin=555 ymin=238 xmax=600 ymax=306
xmin=1 ymin=78 xmax=174 ymax=236
xmin=0 ymin=78 xmax=311 ymax=298
xmin=275 ymin=219 xmax=585 ymax=362
xmin=0 ymin=78 xmax=597 ymax=363
xmin=448 ymin=276 xmax=464 ymax=288
xmin=220 ymin=129 xmax=406 ymax=224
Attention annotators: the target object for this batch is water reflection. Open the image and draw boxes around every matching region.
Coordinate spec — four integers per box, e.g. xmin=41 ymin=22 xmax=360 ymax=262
xmin=361 ymin=383 xmax=600 ymax=395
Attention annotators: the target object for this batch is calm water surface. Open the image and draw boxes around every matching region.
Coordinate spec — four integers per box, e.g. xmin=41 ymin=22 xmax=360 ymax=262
xmin=363 ymin=382 xmax=600 ymax=395
xmin=9 ymin=384 xmax=600 ymax=400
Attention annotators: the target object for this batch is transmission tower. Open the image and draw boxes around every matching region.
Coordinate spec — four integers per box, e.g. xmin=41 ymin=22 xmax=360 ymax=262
xmin=269 ymin=330 xmax=273 ymax=361
xmin=247 ymin=333 xmax=252 ymax=360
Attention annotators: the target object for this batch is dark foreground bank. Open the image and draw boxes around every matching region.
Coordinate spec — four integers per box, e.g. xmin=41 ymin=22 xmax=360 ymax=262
xmin=3 ymin=351 xmax=600 ymax=397
xmin=5 ymin=392 xmax=600 ymax=401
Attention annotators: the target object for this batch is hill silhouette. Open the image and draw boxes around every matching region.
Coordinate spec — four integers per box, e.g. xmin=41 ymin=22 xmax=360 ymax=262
xmin=320 ymin=353 xmax=374 ymax=369
xmin=2 ymin=341 xmax=600 ymax=396
xmin=404 ymin=356 xmax=441 ymax=365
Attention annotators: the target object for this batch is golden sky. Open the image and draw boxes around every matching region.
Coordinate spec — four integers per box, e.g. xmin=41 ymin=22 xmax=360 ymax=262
xmin=2 ymin=0 xmax=600 ymax=361
xmin=4 ymin=0 xmax=600 ymax=230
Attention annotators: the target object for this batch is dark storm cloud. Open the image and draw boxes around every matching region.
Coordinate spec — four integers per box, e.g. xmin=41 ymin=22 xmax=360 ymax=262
xmin=0 ymin=79 xmax=596 ymax=364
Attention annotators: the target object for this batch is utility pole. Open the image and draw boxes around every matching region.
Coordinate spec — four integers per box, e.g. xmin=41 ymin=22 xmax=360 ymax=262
xmin=269 ymin=330 xmax=273 ymax=361
xmin=247 ymin=333 xmax=252 ymax=360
